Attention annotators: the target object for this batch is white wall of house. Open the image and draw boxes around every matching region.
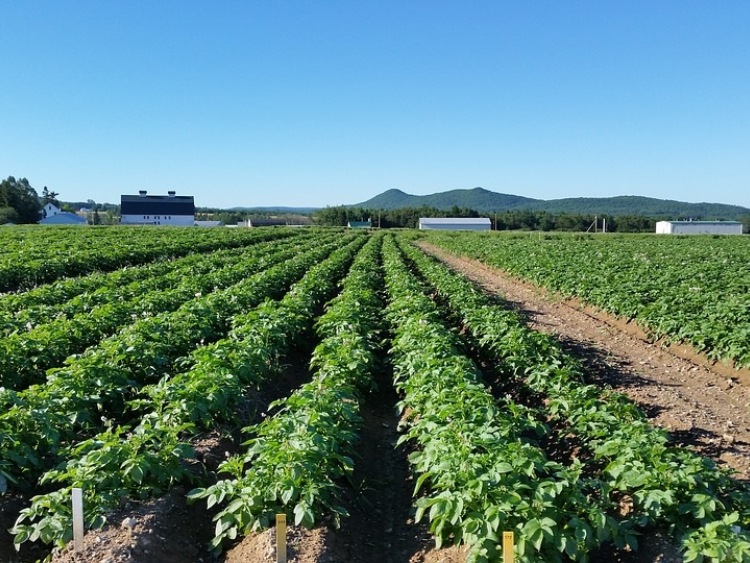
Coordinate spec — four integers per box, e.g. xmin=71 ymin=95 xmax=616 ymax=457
xmin=42 ymin=203 xmax=61 ymax=217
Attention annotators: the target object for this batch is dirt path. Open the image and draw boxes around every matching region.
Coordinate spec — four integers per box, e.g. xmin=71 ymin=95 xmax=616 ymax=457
xmin=419 ymin=242 xmax=750 ymax=482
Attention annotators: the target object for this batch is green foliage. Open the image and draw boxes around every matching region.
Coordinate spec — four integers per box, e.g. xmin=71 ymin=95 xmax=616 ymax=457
xmin=10 ymin=234 xmax=368 ymax=549
xmin=0 ymin=233 xmax=351 ymax=493
xmin=401 ymin=235 xmax=750 ymax=560
xmin=0 ymin=176 xmax=40 ymax=223
xmin=0 ymin=237 xmax=311 ymax=389
xmin=428 ymin=231 xmax=750 ymax=368
xmin=190 ymin=235 xmax=385 ymax=552
xmin=382 ymin=236 xmax=619 ymax=562
xmin=0 ymin=224 xmax=297 ymax=292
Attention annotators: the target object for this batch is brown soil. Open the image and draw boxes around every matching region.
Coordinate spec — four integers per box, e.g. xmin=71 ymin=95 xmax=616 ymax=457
xmin=15 ymin=244 xmax=750 ymax=563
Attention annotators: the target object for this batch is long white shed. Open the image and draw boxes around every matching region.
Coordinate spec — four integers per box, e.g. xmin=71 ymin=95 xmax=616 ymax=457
xmin=419 ymin=217 xmax=491 ymax=231
xmin=655 ymin=221 xmax=743 ymax=235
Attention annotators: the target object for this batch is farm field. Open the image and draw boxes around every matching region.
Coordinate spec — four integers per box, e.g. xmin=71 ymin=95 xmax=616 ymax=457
xmin=423 ymin=231 xmax=750 ymax=371
xmin=1 ymin=227 xmax=749 ymax=563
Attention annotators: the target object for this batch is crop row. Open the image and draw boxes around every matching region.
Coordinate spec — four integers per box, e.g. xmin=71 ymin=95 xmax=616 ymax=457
xmin=11 ymin=234 xmax=369 ymax=549
xmin=0 ymin=226 xmax=298 ymax=292
xmin=0 ymin=228 xmax=313 ymax=323
xmin=424 ymin=232 xmax=750 ymax=369
xmin=0 ymin=233 xmax=358 ymax=493
xmin=190 ymin=234 xmax=385 ymax=552
xmin=382 ymin=236 xmax=620 ymax=562
xmin=399 ymin=237 xmax=750 ymax=561
xmin=0 ymin=233 xmax=324 ymax=390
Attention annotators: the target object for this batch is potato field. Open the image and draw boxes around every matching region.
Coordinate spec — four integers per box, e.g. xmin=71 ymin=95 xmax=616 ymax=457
xmin=1 ymin=227 xmax=749 ymax=563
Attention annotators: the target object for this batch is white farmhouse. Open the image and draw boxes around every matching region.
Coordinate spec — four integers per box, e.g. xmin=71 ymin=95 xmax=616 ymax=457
xmin=120 ymin=191 xmax=195 ymax=226
xmin=41 ymin=202 xmax=61 ymax=218
xmin=655 ymin=221 xmax=743 ymax=235
xmin=419 ymin=217 xmax=492 ymax=231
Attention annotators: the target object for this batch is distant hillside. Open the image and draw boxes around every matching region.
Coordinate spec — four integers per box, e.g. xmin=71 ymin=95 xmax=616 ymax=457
xmin=357 ymin=188 xmax=538 ymax=211
xmin=354 ymin=189 xmax=750 ymax=219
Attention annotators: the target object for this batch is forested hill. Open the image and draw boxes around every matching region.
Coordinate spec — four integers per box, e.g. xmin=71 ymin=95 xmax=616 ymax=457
xmin=355 ymin=188 xmax=749 ymax=219
xmin=357 ymin=188 xmax=538 ymax=211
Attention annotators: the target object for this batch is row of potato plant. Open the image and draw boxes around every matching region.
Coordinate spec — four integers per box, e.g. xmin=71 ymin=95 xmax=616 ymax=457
xmin=382 ymin=236 xmax=624 ymax=562
xmin=0 ymin=234 xmax=354 ymax=493
xmin=0 ymin=229 xmax=310 ymax=332
xmin=10 ymin=235 xmax=368 ymax=549
xmin=400 ymin=237 xmax=750 ymax=562
xmin=425 ymin=232 xmax=750 ymax=368
xmin=0 ymin=226 xmax=298 ymax=292
xmin=0 ymin=234 xmax=314 ymax=390
xmin=189 ymin=234 xmax=385 ymax=553
xmin=1 ymin=248 xmax=228 ymax=334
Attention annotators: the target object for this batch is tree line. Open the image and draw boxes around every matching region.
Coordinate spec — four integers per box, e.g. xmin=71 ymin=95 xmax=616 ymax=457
xmin=312 ymin=205 xmax=671 ymax=232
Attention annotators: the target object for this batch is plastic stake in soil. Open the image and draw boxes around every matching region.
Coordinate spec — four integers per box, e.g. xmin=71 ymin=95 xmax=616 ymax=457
xmin=276 ymin=513 xmax=287 ymax=563
xmin=503 ymin=531 xmax=515 ymax=563
xmin=72 ymin=487 xmax=84 ymax=553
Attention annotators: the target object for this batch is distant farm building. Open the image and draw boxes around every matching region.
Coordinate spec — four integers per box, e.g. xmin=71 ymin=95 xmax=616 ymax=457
xmin=655 ymin=221 xmax=743 ymax=235
xmin=347 ymin=220 xmax=372 ymax=229
xmin=41 ymin=203 xmax=62 ymax=218
xmin=419 ymin=217 xmax=492 ymax=231
xmin=39 ymin=212 xmax=87 ymax=225
xmin=120 ymin=191 xmax=195 ymax=226
xmin=246 ymin=218 xmax=289 ymax=227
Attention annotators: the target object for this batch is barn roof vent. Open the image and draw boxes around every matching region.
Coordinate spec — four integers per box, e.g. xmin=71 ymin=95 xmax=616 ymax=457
xmin=167 ymin=190 xmax=176 ymax=197
xmin=138 ymin=190 xmax=147 ymax=197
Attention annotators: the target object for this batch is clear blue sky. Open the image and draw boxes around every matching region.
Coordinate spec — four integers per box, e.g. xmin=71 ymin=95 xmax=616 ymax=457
xmin=1 ymin=1 xmax=749 ymax=209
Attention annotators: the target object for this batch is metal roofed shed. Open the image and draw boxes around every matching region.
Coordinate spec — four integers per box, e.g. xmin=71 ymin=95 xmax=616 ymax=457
xmin=655 ymin=221 xmax=743 ymax=235
xmin=347 ymin=220 xmax=372 ymax=228
xmin=419 ymin=217 xmax=491 ymax=231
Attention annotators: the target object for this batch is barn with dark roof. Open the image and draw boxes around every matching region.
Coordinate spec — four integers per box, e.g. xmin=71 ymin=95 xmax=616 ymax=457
xmin=120 ymin=191 xmax=195 ymax=226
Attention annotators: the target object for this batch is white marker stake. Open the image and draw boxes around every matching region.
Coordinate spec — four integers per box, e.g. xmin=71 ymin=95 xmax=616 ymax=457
xmin=72 ymin=487 xmax=84 ymax=552
xmin=276 ymin=514 xmax=287 ymax=563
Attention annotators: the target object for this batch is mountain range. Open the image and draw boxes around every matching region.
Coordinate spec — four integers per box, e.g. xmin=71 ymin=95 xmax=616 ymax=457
xmin=354 ymin=188 xmax=750 ymax=219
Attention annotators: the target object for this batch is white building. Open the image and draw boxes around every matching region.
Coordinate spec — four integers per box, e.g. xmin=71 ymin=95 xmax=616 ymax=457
xmin=419 ymin=217 xmax=492 ymax=231
xmin=41 ymin=203 xmax=61 ymax=218
xmin=120 ymin=191 xmax=195 ymax=226
xmin=655 ymin=221 xmax=743 ymax=235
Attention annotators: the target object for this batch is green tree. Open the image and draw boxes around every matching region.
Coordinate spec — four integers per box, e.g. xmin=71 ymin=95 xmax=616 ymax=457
xmin=0 ymin=206 xmax=20 ymax=224
xmin=41 ymin=186 xmax=60 ymax=207
xmin=0 ymin=177 xmax=41 ymax=223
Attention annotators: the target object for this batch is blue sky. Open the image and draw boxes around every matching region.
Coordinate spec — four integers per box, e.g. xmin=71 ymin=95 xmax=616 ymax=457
xmin=1 ymin=1 xmax=749 ymax=209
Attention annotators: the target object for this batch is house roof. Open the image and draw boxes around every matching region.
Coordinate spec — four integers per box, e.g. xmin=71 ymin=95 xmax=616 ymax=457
xmin=419 ymin=217 xmax=491 ymax=224
xmin=121 ymin=194 xmax=195 ymax=216
xmin=39 ymin=212 xmax=87 ymax=225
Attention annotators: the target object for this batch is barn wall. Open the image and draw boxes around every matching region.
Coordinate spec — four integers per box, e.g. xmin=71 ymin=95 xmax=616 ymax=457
xmin=656 ymin=222 xmax=743 ymax=235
